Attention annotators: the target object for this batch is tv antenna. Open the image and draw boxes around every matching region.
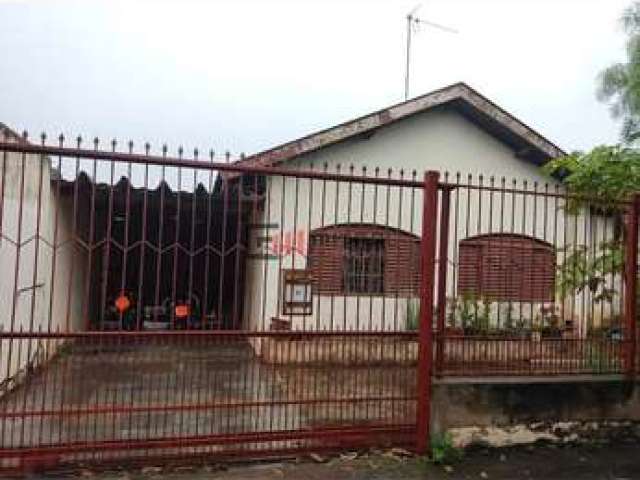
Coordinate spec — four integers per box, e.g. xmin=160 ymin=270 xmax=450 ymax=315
xmin=404 ymin=4 xmax=458 ymax=100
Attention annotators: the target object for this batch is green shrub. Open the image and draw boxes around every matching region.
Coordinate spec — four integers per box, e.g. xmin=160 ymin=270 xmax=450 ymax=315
xmin=430 ymin=431 xmax=463 ymax=464
xmin=453 ymin=292 xmax=492 ymax=334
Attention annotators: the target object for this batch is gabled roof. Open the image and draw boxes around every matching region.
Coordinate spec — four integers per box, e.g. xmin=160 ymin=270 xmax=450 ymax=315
xmin=232 ymin=82 xmax=566 ymax=170
xmin=0 ymin=122 xmax=27 ymax=144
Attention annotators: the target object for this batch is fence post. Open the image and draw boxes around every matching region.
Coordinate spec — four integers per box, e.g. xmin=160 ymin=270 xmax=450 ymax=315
xmin=416 ymin=170 xmax=439 ymax=455
xmin=435 ymin=187 xmax=451 ymax=377
xmin=624 ymin=193 xmax=639 ymax=377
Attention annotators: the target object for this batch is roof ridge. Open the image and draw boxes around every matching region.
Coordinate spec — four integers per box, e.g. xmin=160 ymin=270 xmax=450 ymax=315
xmin=0 ymin=122 xmax=28 ymax=144
xmin=230 ymin=83 xmax=565 ymax=173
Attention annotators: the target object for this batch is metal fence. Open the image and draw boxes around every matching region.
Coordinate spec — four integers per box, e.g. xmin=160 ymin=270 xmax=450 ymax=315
xmin=434 ymin=173 xmax=637 ymax=377
xmin=0 ymin=132 xmax=637 ymax=472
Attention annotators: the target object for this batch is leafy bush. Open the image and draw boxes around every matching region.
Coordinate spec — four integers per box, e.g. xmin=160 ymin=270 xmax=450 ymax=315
xmin=430 ymin=432 xmax=463 ymax=464
xmin=448 ymin=293 xmax=492 ymax=334
xmin=555 ymin=241 xmax=623 ymax=303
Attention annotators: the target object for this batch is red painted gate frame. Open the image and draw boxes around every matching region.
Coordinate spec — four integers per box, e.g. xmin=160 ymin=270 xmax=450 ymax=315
xmin=415 ymin=171 xmax=439 ymax=455
xmin=1 ymin=135 xmax=638 ymax=464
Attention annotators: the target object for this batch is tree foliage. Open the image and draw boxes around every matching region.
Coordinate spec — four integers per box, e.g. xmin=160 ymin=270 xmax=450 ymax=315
xmin=598 ymin=2 xmax=640 ymax=142
xmin=542 ymin=3 xmax=640 ymax=306
xmin=556 ymin=242 xmax=624 ymax=302
xmin=543 ymin=145 xmax=640 ymax=210
xmin=544 ymin=147 xmax=637 ymax=301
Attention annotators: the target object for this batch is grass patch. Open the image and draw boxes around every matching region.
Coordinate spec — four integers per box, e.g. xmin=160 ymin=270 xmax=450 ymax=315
xmin=431 ymin=432 xmax=463 ymax=465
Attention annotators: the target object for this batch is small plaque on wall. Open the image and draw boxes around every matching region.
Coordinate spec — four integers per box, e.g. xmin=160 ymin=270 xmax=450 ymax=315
xmin=282 ymin=269 xmax=313 ymax=315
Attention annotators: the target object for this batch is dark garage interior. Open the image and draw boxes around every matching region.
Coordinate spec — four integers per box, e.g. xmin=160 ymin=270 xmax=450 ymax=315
xmin=57 ymin=171 xmax=260 ymax=331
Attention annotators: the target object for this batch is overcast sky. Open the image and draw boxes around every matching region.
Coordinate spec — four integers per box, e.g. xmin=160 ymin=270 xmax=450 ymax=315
xmin=0 ymin=0 xmax=631 ymax=158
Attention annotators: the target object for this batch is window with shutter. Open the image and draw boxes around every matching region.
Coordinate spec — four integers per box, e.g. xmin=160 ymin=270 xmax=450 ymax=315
xmin=308 ymin=224 xmax=420 ymax=296
xmin=458 ymin=234 xmax=555 ymax=302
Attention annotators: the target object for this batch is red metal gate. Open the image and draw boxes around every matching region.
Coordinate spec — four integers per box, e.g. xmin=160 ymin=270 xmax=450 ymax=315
xmin=0 ymin=132 xmax=437 ymax=472
xmin=1 ymin=129 xmax=638 ymax=473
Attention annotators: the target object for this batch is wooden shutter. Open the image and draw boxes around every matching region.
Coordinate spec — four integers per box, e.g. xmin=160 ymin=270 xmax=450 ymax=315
xmin=458 ymin=243 xmax=482 ymax=296
xmin=385 ymin=235 xmax=421 ymax=295
xmin=458 ymin=234 xmax=555 ymax=302
xmin=308 ymin=229 xmax=344 ymax=294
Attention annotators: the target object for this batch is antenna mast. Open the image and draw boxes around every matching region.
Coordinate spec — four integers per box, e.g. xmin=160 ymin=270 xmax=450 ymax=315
xmin=404 ymin=5 xmax=457 ymax=100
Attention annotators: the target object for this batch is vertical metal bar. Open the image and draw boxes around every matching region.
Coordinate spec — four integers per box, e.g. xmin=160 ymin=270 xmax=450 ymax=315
xmin=497 ymin=177 xmax=505 ymax=334
xmin=519 ymin=180 xmax=527 ymax=333
xmin=393 ymin=170 xmax=405 ymax=332
xmin=22 ymin=135 xmax=45 ymax=450
xmin=9 ymin=133 xmax=27 ymax=333
xmin=27 ymin=134 xmax=46 ymax=339
xmin=530 ymin=181 xmax=537 ymax=330
xmin=370 ymin=167 xmax=379 ymax=333
xmin=135 ymin=144 xmax=150 ymax=330
xmin=0 ymin=134 xmax=8 ymax=447
xmin=580 ymin=189 xmax=590 ymax=360
xmin=435 ymin=187 xmax=451 ymax=377
xmin=275 ymin=173 xmax=286 ymax=323
xmin=406 ymin=169 xmax=418 ymax=422
xmin=260 ymin=171 xmax=272 ymax=332
xmin=355 ymin=166 xmax=365 ymax=332
xmin=289 ymin=169 xmax=300 ymax=330
xmin=153 ymin=146 xmax=167 ymax=325
xmin=232 ymin=170 xmax=244 ymax=328
xmin=250 ymin=172 xmax=262 ymax=433
xmin=624 ymin=194 xmax=639 ymax=376
xmin=390 ymin=169 xmax=402 ymax=427
xmin=99 ymin=140 xmax=115 ymax=329
xmin=41 ymin=143 xmax=59 ymax=438
xmin=187 ymin=151 xmax=198 ymax=331
xmin=344 ymin=166 xmax=352 ymax=334
xmin=81 ymin=139 xmax=98 ymax=330
xmin=0 ymin=330 xmax=5 ymax=449
xmin=488 ymin=176 xmax=498 ymax=330
xmin=415 ymin=170 xmax=439 ymax=455
xmin=5 ymin=133 xmax=27 ymax=416
xmin=170 ymin=148 xmax=183 ymax=329
xmin=589 ymin=198 xmax=598 ymax=360
xmin=28 ymin=134 xmax=45 ymax=329
xmin=15 ymin=324 xmax=24 ymax=446
xmin=328 ymin=165 xmax=339 ymax=331
xmin=217 ymin=153 xmax=230 ymax=327
xmin=601 ymin=199 xmax=611 ymax=363
xmin=118 ymin=141 xmax=133 ymax=328
xmin=304 ymin=164 xmax=315 ymax=331
xmin=201 ymin=150 xmax=215 ymax=330
xmin=0 ymin=129 xmax=7 ymax=248
xmin=451 ymin=172 xmax=460 ymax=327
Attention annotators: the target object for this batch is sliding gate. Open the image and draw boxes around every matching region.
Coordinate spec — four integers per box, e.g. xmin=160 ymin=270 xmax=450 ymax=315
xmin=0 ymin=134 xmax=439 ymax=472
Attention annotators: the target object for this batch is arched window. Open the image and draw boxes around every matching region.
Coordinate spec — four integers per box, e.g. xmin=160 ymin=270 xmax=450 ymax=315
xmin=458 ymin=234 xmax=555 ymax=302
xmin=308 ymin=224 xmax=420 ymax=296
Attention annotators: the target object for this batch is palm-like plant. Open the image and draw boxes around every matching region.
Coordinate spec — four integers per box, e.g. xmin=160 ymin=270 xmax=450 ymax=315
xmin=598 ymin=2 xmax=640 ymax=143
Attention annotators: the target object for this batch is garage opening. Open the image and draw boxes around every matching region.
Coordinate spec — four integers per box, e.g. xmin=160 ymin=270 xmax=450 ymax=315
xmin=58 ymin=172 xmax=258 ymax=331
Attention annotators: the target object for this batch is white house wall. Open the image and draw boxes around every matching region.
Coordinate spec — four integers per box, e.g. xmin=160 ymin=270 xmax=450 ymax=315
xmin=242 ymin=107 xmax=617 ymax=339
xmin=0 ymin=151 xmax=86 ymax=389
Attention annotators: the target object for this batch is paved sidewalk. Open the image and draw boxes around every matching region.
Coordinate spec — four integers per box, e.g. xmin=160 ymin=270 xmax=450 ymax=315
xmin=27 ymin=441 xmax=640 ymax=480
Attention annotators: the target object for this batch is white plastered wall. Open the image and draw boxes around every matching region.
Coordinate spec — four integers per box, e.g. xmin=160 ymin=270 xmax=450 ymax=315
xmin=0 ymin=150 xmax=87 ymax=388
xmin=242 ymin=107 xmax=615 ymax=341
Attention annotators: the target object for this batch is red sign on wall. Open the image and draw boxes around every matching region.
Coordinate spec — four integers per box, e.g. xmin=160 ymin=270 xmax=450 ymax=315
xmin=269 ymin=229 xmax=307 ymax=257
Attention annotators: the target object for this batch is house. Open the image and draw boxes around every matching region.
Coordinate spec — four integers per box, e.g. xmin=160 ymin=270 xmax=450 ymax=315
xmin=237 ymin=83 xmax=617 ymax=349
xmin=0 ymin=85 xmax=633 ymax=467
xmin=0 ymin=83 xmax=620 ymax=380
